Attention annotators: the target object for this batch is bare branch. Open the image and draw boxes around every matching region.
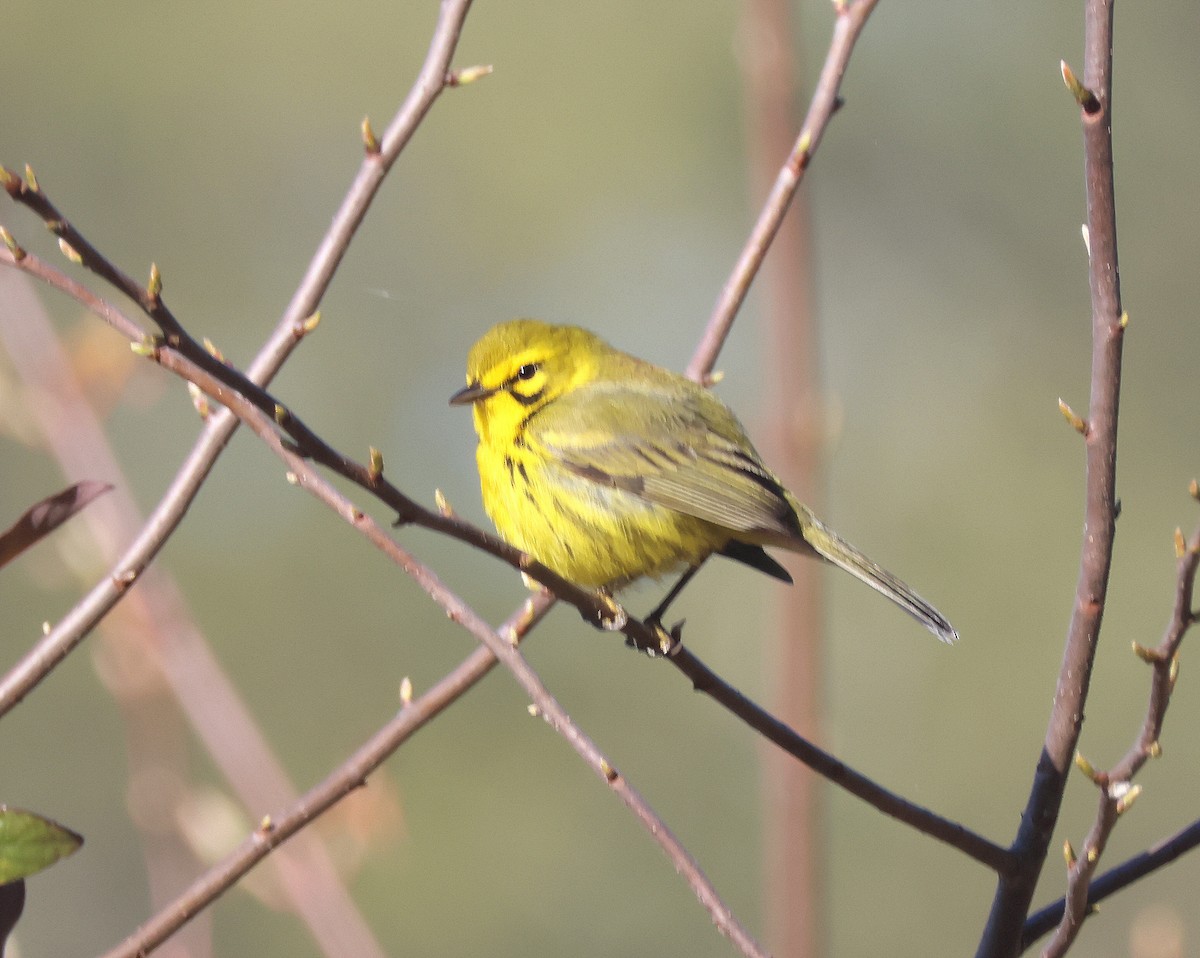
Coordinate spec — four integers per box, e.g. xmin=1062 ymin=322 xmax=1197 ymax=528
xmin=98 ymin=593 xmax=555 ymax=958
xmin=124 ymin=358 xmax=771 ymax=958
xmin=976 ymin=0 xmax=1126 ymax=953
xmin=687 ymin=0 xmax=878 ymax=382
xmin=0 ymin=0 xmax=479 ymax=714
xmin=1021 ymin=817 xmax=1200 ymax=949
xmin=1027 ymin=520 xmax=1200 ymax=954
xmin=0 ymin=273 xmax=387 ymax=958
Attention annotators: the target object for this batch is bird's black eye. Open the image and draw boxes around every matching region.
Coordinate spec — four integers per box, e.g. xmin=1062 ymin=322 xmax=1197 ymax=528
xmin=516 ymin=363 xmax=538 ymax=381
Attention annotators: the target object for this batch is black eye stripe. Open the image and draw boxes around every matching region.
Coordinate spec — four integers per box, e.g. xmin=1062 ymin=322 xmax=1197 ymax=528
xmin=505 ymin=363 xmax=544 ymax=405
xmin=510 ymin=387 xmax=544 ymax=406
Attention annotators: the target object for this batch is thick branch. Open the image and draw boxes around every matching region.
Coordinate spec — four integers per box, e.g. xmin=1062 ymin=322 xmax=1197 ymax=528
xmin=976 ymin=1 xmax=1125 ymax=954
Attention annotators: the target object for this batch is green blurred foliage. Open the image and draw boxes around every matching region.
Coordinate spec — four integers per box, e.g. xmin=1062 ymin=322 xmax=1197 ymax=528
xmin=0 ymin=809 xmax=81 ymax=884
xmin=1 ymin=1 xmax=1198 ymax=956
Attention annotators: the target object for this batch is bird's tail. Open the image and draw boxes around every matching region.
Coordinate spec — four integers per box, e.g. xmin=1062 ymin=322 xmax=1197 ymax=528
xmin=801 ymin=517 xmax=958 ymax=644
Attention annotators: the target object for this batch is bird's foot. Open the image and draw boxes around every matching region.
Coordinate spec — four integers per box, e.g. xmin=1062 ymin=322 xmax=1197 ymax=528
xmin=585 ymin=590 xmax=628 ymax=633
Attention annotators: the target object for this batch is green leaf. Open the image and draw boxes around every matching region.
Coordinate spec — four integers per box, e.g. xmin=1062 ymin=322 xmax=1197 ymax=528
xmin=0 ymin=808 xmax=83 ymax=883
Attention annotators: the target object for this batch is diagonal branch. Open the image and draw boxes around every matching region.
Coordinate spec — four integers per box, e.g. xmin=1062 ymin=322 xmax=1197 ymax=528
xmin=1020 ymin=815 xmax=1200 ymax=949
xmin=97 ymin=591 xmax=556 ymax=958
xmin=113 ymin=353 xmax=772 ymax=958
xmin=4 ymin=239 xmax=1010 ymax=874
xmin=0 ymin=0 xmax=479 ymax=714
xmin=688 ymin=0 xmax=878 ymax=382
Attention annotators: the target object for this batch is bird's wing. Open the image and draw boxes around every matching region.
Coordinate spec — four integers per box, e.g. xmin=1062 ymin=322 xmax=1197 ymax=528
xmin=528 ymin=380 xmax=804 ymax=542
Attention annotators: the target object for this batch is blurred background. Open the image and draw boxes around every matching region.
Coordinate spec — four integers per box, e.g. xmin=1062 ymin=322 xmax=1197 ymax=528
xmin=1 ymin=1 xmax=1198 ymax=956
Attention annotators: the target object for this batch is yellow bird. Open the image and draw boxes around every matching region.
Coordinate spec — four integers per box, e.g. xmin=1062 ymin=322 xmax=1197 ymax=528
xmin=451 ymin=319 xmax=956 ymax=643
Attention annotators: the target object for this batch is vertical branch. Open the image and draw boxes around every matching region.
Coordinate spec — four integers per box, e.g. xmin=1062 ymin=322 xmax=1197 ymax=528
xmin=736 ymin=2 xmax=825 ymax=956
xmin=976 ymin=0 xmax=1124 ymax=954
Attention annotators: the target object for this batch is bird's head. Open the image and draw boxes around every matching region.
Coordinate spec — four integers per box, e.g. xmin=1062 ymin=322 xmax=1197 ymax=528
xmin=450 ymin=319 xmax=606 ymax=445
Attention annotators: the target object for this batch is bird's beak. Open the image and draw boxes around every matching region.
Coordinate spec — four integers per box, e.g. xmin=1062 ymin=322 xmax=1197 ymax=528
xmin=449 ymin=381 xmax=497 ymax=406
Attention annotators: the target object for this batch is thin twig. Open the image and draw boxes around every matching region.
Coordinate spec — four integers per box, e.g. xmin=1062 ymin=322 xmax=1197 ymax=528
xmin=1029 ymin=522 xmax=1200 ymax=955
xmin=976 ymin=0 xmax=1125 ymax=954
xmin=98 ymin=593 xmax=555 ymax=958
xmin=0 ymin=270 xmax=388 ymax=958
xmin=1020 ymin=816 xmax=1200 ymax=949
xmin=687 ymin=0 xmax=879 ymax=382
xmin=668 ymin=644 xmax=1016 ymax=875
xmin=0 ymin=0 xmax=478 ymax=715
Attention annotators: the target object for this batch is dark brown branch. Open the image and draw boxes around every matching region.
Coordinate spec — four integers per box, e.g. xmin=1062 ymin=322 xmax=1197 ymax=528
xmin=976 ymin=0 xmax=1125 ymax=954
xmin=669 ymin=644 xmax=1016 ymax=875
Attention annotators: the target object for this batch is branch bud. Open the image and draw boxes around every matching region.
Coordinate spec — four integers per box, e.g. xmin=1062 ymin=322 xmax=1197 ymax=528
xmin=202 ymin=338 xmax=225 ymax=362
xmin=1074 ymin=751 xmax=1099 ymax=782
xmin=0 ymin=226 xmax=25 ymax=261
xmin=1058 ymin=398 xmax=1088 ymax=435
xmin=147 ymin=262 xmax=162 ymax=302
xmin=1131 ymin=641 xmax=1163 ymax=664
xmin=361 ymin=117 xmax=380 ymax=155
xmin=187 ymin=382 xmax=211 ymax=420
xmin=1060 ymin=60 xmax=1100 ymax=112
xmin=1114 ymin=783 xmax=1141 ymax=816
xmin=295 ymin=310 xmax=321 ymax=338
xmin=367 ymin=446 xmax=384 ymax=483
xmin=446 ymin=64 xmax=494 ymax=86
xmin=129 ymin=337 xmax=160 ymax=358
xmin=58 ymin=237 xmax=83 ymax=264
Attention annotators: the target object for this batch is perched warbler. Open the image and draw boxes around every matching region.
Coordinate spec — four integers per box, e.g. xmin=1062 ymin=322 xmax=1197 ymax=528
xmin=450 ymin=319 xmax=956 ymax=643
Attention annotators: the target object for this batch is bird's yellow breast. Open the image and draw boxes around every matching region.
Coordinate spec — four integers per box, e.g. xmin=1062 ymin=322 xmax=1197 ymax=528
xmin=474 ymin=425 xmax=727 ymax=587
